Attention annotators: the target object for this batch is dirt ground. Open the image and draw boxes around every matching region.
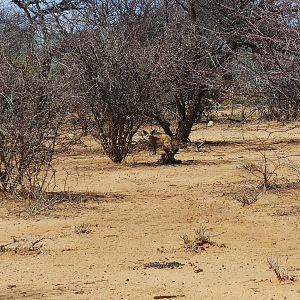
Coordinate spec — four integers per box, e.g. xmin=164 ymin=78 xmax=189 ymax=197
xmin=1 ymin=121 xmax=300 ymax=300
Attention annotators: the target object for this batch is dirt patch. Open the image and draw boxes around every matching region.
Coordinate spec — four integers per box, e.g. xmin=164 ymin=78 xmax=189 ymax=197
xmin=1 ymin=122 xmax=300 ymax=299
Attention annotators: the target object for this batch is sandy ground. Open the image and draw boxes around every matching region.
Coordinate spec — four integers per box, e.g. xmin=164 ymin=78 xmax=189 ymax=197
xmin=1 ymin=122 xmax=300 ymax=300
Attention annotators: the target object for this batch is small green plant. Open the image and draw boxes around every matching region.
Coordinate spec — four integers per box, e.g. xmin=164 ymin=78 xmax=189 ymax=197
xmin=268 ymin=258 xmax=296 ymax=281
xmin=75 ymin=223 xmax=92 ymax=234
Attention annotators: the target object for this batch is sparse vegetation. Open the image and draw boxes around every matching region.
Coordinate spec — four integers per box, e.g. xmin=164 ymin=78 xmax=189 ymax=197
xmin=275 ymin=206 xmax=300 ymax=217
xmin=181 ymin=224 xmax=214 ymax=252
xmin=144 ymin=261 xmax=184 ymax=269
xmin=242 ymin=156 xmax=280 ymax=191
xmin=0 ymin=0 xmax=299 ymax=298
xmin=75 ymin=223 xmax=92 ymax=235
xmin=19 ymin=191 xmax=108 ymax=216
xmin=232 ymin=186 xmax=260 ymax=206
xmin=241 ymin=126 xmax=300 ymax=191
xmin=3 ymin=0 xmax=298 ymax=166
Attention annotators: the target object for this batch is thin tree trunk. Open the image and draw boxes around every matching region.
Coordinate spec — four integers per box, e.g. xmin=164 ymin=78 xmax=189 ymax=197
xmin=175 ymin=89 xmax=206 ymax=143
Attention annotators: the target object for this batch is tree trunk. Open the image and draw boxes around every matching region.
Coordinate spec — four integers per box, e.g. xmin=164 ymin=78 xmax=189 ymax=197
xmin=175 ymin=89 xmax=206 ymax=143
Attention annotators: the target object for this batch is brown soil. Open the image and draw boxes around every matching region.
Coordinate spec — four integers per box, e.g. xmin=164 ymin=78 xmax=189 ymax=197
xmin=1 ymin=122 xmax=300 ymax=299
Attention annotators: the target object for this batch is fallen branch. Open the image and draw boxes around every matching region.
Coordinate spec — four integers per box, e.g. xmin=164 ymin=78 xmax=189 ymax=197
xmin=0 ymin=236 xmax=50 ymax=253
xmin=153 ymin=295 xmax=185 ymax=299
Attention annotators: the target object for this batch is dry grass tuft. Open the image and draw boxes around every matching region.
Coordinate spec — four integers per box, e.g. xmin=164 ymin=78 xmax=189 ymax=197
xmin=181 ymin=224 xmax=214 ymax=252
xmin=144 ymin=261 xmax=184 ymax=269
xmin=231 ymin=186 xmax=260 ymax=206
xmin=75 ymin=223 xmax=92 ymax=234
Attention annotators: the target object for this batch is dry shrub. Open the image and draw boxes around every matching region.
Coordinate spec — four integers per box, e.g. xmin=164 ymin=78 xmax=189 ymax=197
xmin=243 ymin=158 xmax=280 ymax=191
xmin=181 ymin=224 xmax=214 ymax=252
xmin=75 ymin=223 xmax=92 ymax=234
xmin=0 ymin=12 xmax=77 ymax=198
xmin=231 ymin=186 xmax=260 ymax=206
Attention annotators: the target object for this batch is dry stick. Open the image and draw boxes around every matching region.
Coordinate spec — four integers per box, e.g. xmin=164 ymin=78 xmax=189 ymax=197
xmin=29 ymin=237 xmax=50 ymax=249
xmin=209 ymin=231 xmax=226 ymax=238
xmin=153 ymin=296 xmax=185 ymax=299
xmin=63 ymin=170 xmax=69 ymax=193
xmin=43 ymin=164 xmax=56 ymax=192
xmin=0 ymin=239 xmax=26 ymax=251
xmin=0 ymin=236 xmax=51 ymax=252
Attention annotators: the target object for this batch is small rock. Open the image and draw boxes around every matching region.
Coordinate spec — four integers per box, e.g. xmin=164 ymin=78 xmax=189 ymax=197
xmin=194 ymin=268 xmax=203 ymax=273
xmin=7 ymin=285 xmax=16 ymax=289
